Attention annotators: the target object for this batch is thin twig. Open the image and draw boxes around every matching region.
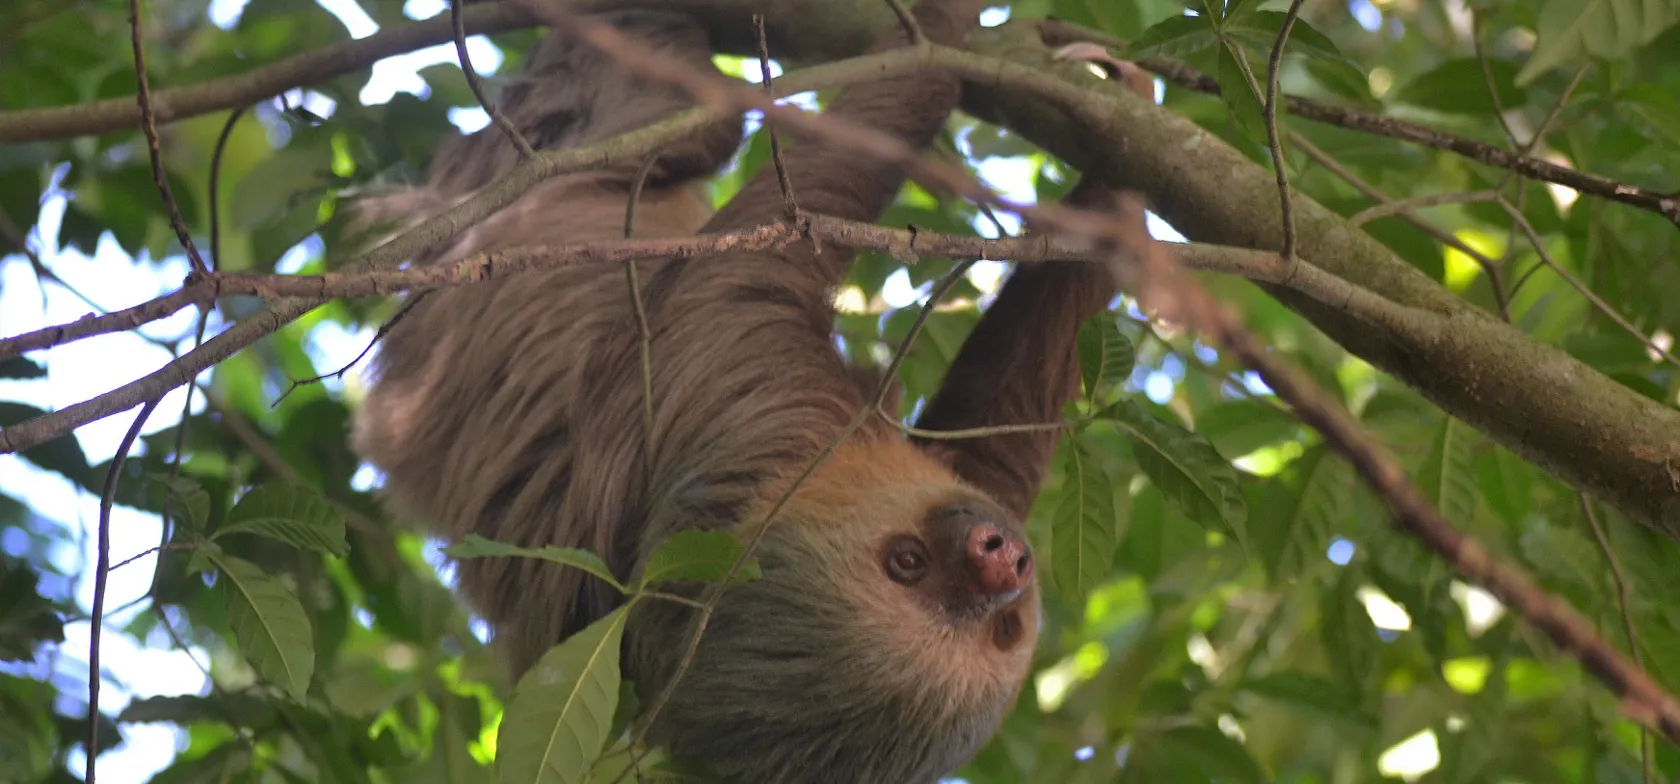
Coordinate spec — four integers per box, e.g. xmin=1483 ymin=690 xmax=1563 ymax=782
xmin=453 ymin=0 xmax=534 ymax=157
xmin=108 ymin=542 xmax=192 ymax=572
xmin=88 ymin=396 xmax=162 ymax=783
xmin=1493 ymin=64 xmax=1587 ymax=194
xmin=1581 ymin=495 xmax=1652 ymax=784
xmin=208 ymin=105 xmax=250 ymax=270
xmin=1136 ymin=53 xmax=1680 ymax=226
xmin=1291 ymin=132 xmax=1512 ymax=319
xmin=1262 ymin=0 xmax=1306 ymax=268
xmin=754 ymin=14 xmax=800 ymax=220
xmin=127 ymin=0 xmax=209 ymax=278
xmin=1348 ymin=190 xmax=1501 ymax=226
xmin=275 ymin=292 xmax=431 ymax=403
xmin=1471 ymin=15 xmax=1523 ymax=148
xmin=623 ymin=153 xmax=660 ymax=472
xmin=1499 ymin=201 xmax=1680 ymax=368
xmin=881 ymin=0 xmax=922 ymax=45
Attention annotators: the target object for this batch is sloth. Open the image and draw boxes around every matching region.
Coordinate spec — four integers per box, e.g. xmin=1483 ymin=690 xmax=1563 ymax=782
xmin=352 ymin=2 xmax=1134 ymax=781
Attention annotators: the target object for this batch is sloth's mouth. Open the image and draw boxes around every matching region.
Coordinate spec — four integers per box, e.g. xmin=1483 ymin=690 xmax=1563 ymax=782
xmin=992 ymin=608 xmax=1026 ymax=651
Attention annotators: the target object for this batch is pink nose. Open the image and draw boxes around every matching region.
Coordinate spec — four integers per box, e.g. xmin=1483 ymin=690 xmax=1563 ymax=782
xmin=966 ymin=524 xmax=1033 ymax=598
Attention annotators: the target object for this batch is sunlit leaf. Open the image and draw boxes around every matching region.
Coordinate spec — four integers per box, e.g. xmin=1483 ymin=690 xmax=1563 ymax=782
xmin=1102 ymin=400 xmax=1247 ymax=536
xmin=446 ymin=534 xmax=626 ymax=594
xmin=497 ymin=606 xmax=629 ymax=784
xmin=210 ymin=553 xmax=315 ymax=699
xmin=1517 ymin=0 xmax=1680 ymax=84
xmin=1050 ymin=436 xmax=1119 ymax=603
xmin=1077 ymin=314 xmax=1135 ymax=402
xmin=215 ymin=482 xmax=348 ymax=557
xmin=638 ymin=529 xmax=762 ymax=589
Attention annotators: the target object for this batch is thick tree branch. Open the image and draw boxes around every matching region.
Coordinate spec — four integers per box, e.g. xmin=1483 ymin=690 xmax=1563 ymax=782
xmin=957 ymin=22 xmax=1680 ymax=539
xmin=7 ymin=0 xmax=1667 ymax=232
xmin=0 ymin=0 xmax=898 ymax=143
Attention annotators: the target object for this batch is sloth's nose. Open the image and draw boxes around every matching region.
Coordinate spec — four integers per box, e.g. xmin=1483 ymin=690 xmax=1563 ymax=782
xmin=966 ymin=524 xmax=1033 ymax=597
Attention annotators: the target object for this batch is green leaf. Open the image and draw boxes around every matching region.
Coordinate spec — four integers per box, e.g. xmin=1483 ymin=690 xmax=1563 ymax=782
xmin=416 ymin=63 xmax=480 ymax=108
xmin=1152 ymin=725 xmax=1269 ymax=783
xmin=1321 ymin=566 xmax=1378 ymax=690
xmin=1128 ymin=14 xmax=1219 ymax=60
xmin=1050 ymin=436 xmax=1119 ymax=603
xmin=0 ymin=559 xmax=64 ymax=662
xmin=497 ymin=605 xmax=629 ymax=784
xmin=230 ymin=147 xmax=332 ymax=232
xmin=1103 ymin=400 xmax=1248 ymax=536
xmin=1229 ymin=12 xmax=1362 ymax=72
xmin=637 ymin=530 xmax=762 ymax=589
xmin=1194 ymin=398 xmax=1298 ymax=458
xmin=1214 ymin=36 xmax=1273 ymax=151
xmin=119 ymin=693 xmax=275 ymax=727
xmin=1519 ymin=522 xmax=1606 ymax=601
xmin=0 ymin=358 xmax=45 ymax=379
xmin=1414 ymin=417 xmax=1477 ymax=526
xmin=148 ymin=473 xmax=212 ymax=539
xmin=445 ymin=534 xmax=626 ymax=594
xmin=1516 ymin=0 xmax=1680 ymax=84
xmin=210 ymin=553 xmax=315 ymax=699
xmin=1241 ymin=671 xmax=1366 ymax=721
xmin=1077 ymin=314 xmax=1135 ymax=401
xmin=1251 ymin=447 xmax=1350 ymax=582
xmin=1475 ymin=446 xmax=1537 ymax=524
xmin=0 ymin=402 xmax=91 ymax=487
xmin=1396 ymin=58 xmax=1528 ymax=115
xmin=1618 ymin=82 xmax=1680 ymax=147
xmin=215 ymin=483 xmax=348 ymax=557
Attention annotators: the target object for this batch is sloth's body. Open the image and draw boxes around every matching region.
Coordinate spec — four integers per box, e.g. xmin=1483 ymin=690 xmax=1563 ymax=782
xmin=354 ymin=2 xmax=1121 ymax=780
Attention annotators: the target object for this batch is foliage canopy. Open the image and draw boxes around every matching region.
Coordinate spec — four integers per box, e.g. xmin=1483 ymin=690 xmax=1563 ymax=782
xmin=3 ymin=0 xmax=1680 ymax=781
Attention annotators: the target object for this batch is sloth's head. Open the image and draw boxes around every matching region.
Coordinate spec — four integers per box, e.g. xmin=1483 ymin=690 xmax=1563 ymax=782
xmin=628 ymin=440 xmax=1041 ymax=783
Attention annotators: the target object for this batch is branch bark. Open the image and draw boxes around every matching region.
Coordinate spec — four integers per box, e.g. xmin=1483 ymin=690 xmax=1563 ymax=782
xmin=956 ymin=21 xmax=1680 ymax=539
xmin=0 ymin=0 xmax=895 ymax=143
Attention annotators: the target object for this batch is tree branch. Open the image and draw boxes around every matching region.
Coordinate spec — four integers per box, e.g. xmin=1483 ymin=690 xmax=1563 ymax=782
xmin=957 ymin=21 xmax=1680 ymax=539
xmin=0 ymin=0 xmax=901 ymax=143
xmin=0 ymin=39 xmax=999 ymax=453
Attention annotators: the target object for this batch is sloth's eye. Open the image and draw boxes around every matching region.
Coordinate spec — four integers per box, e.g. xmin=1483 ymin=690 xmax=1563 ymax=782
xmin=884 ymin=538 xmax=929 ymax=585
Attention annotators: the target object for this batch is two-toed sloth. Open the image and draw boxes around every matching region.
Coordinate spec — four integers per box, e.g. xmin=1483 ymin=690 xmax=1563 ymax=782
xmin=352 ymin=2 xmax=1135 ymax=781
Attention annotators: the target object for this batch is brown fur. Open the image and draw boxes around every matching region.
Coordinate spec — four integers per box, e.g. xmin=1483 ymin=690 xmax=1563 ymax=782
xmin=353 ymin=4 xmax=1130 ymax=782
